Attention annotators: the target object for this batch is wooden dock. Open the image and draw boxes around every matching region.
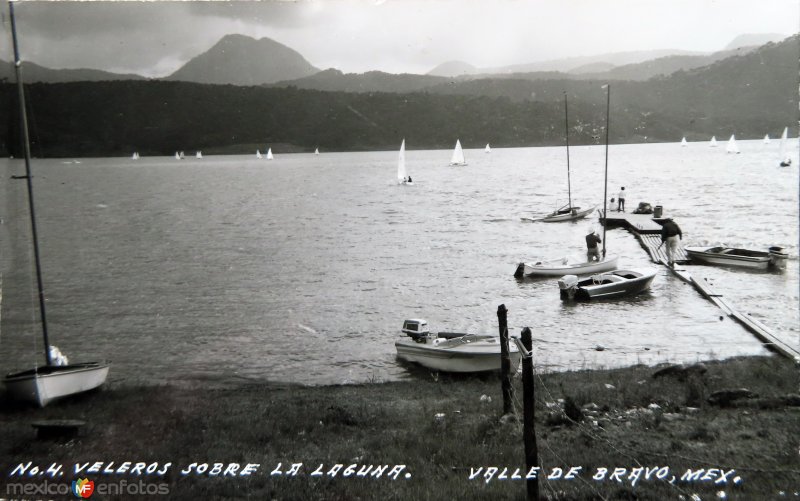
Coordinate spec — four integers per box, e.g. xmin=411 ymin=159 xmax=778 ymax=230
xmin=600 ymin=210 xmax=800 ymax=362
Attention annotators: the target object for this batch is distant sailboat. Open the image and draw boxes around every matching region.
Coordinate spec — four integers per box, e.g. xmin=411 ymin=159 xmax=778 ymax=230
xmin=196 ymin=151 xmax=203 ymax=159
xmin=315 ymin=148 xmax=319 ymax=155
xmin=681 ymin=137 xmax=688 ymax=146
xmin=266 ymin=148 xmax=274 ymax=160
xmin=779 ymin=127 xmax=792 ymax=166
xmin=397 ymin=139 xmax=412 ymax=185
xmin=485 ymin=143 xmax=491 ymax=153
xmin=175 ymin=151 xmax=181 ymax=160
xmin=131 ymin=152 xmax=139 ymax=160
xmin=256 ymin=150 xmax=262 ymax=159
xmin=726 ymin=135 xmax=740 ymax=154
xmin=763 ymin=134 xmax=771 ymax=144
xmin=180 ymin=151 xmax=185 ymax=159
xmin=449 ymin=139 xmax=467 ymax=166
xmin=710 ymin=136 xmax=718 ymax=147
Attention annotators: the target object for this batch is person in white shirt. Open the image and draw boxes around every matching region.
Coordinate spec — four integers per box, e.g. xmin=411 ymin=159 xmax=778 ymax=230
xmin=617 ymin=187 xmax=626 ymax=212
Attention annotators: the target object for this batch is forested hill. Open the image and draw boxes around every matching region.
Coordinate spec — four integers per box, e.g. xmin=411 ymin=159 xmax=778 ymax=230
xmin=0 ymin=35 xmax=796 ymax=158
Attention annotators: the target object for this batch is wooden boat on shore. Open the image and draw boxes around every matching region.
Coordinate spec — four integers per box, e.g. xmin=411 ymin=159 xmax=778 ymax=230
xmin=395 ymin=319 xmax=520 ymax=373
xmin=558 ymin=268 xmax=657 ymax=301
xmin=3 ymin=2 xmax=109 ymax=407
xmin=515 ymin=255 xmax=618 ymax=278
xmin=685 ymin=246 xmax=788 ymax=270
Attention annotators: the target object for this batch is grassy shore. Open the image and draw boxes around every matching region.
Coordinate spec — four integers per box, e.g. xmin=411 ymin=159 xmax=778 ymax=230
xmin=1 ymin=355 xmax=798 ymax=500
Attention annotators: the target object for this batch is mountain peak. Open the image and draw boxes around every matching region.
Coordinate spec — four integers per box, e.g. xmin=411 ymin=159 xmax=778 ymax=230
xmin=427 ymin=60 xmax=478 ymax=77
xmin=167 ymin=34 xmax=319 ymax=85
xmin=724 ymin=33 xmax=787 ymax=50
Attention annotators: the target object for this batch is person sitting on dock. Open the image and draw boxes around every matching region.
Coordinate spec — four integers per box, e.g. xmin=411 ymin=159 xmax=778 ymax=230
xmin=617 ymin=187 xmax=626 ymax=212
xmin=660 ymin=218 xmax=683 ymax=266
xmin=585 ymin=228 xmax=602 ymax=262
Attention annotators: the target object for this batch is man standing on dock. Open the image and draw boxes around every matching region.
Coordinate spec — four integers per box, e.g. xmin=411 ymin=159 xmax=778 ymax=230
xmin=661 ymin=218 xmax=683 ymax=266
xmin=617 ymin=187 xmax=626 ymax=212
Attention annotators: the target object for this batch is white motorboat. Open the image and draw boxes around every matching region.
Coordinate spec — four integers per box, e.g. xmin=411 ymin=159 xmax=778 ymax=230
xmin=685 ymin=246 xmax=788 ymax=270
xmin=558 ymin=268 xmax=657 ymax=301
xmin=515 ymin=255 xmax=618 ymax=278
xmin=395 ymin=319 xmax=521 ymax=373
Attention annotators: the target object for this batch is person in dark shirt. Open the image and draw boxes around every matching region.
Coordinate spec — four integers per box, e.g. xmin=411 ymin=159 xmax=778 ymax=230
xmin=660 ymin=218 xmax=683 ymax=266
xmin=585 ymin=228 xmax=602 ymax=262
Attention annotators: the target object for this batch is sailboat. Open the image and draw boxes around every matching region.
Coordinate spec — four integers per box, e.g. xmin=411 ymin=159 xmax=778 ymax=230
xmin=763 ymin=134 xmax=771 ymax=144
xmin=556 ymin=84 xmax=656 ymax=300
xmin=485 ymin=143 xmax=491 ymax=153
xmin=195 ymin=151 xmax=203 ymax=159
xmin=726 ymin=135 xmax=740 ymax=154
xmin=175 ymin=151 xmax=181 ymax=160
xmin=131 ymin=152 xmax=139 ymax=160
xmin=539 ymin=93 xmax=595 ymax=223
xmin=266 ymin=148 xmax=274 ymax=160
xmin=681 ymin=137 xmax=688 ymax=146
xmin=256 ymin=149 xmax=262 ymax=159
xmin=779 ymin=127 xmax=791 ymax=166
xmin=314 ymin=148 xmax=319 ymax=155
xmin=3 ymin=2 xmax=109 ymax=407
xmin=397 ymin=139 xmax=412 ymax=185
xmin=449 ymin=139 xmax=467 ymax=166
xmin=710 ymin=136 xmax=718 ymax=147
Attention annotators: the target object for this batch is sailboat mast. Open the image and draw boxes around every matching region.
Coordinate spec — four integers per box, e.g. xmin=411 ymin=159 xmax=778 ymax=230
xmin=602 ymin=84 xmax=610 ymax=258
xmin=10 ymin=1 xmax=52 ymax=366
xmin=564 ymin=92 xmax=572 ymax=209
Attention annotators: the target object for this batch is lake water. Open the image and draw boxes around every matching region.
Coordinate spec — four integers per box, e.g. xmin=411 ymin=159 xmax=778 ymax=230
xmin=1 ymin=139 xmax=798 ymax=386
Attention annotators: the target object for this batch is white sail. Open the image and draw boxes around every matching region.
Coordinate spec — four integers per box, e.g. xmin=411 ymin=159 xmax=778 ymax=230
xmin=710 ymin=136 xmax=718 ymax=147
xmin=449 ymin=139 xmax=466 ymax=165
xmin=779 ymin=127 xmax=791 ymax=165
xmin=256 ymin=150 xmax=262 ymax=159
xmin=315 ymin=148 xmax=319 ymax=155
xmin=681 ymin=137 xmax=687 ymax=146
xmin=485 ymin=143 xmax=491 ymax=153
xmin=397 ymin=139 xmax=408 ymax=183
xmin=267 ymin=148 xmax=274 ymax=160
xmin=196 ymin=151 xmax=203 ymax=159
xmin=726 ymin=135 xmax=739 ymax=154
xmin=132 ymin=152 xmax=139 ymax=160
xmin=175 ymin=151 xmax=181 ymax=160
xmin=764 ymin=134 xmax=771 ymax=144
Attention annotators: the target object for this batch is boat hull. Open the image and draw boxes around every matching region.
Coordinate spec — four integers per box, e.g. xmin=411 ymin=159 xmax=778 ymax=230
xmin=395 ymin=336 xmax=521 ymax=373
xmin=515 ymin=256 xmax=618 ymax=278
xmin=541 ymin=206 xmax=596 ymax=223
xmin=4 ymin=362 xmax=110 ymax=407
xmin=685 ymin=246 xmax=786 ymax=270
xmin=559 ymin=268 xmax=657 ymax=301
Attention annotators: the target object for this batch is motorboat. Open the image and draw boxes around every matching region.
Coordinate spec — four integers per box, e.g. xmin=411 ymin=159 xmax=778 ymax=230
xmin=395 ymin=319 xmax=521 ymax=373
xmin=685 ymin=246 xmax=788 ymax=270
xmin=558 ymin=268 xmax=657 ymax=301
xmin=515 ymin=255 xmax=618 ymax=278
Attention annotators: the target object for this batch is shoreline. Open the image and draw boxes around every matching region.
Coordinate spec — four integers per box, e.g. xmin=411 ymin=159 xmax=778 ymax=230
xmin=1 ymin=354 xmax=798 ymax=500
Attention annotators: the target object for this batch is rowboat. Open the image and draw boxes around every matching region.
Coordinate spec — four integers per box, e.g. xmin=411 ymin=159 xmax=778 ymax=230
xmin=685 ymin=246 xmax=788 ymax=270
xmin=395 ymin=319 xmax=520 ymax=373
xmin=558 ymin=268 xmax=657 ymax=301
xmin=515 ymin=255 xmax=618 ymax=278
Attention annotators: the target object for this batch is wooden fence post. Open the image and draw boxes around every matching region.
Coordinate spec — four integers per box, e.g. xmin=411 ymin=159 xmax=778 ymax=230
xmin=521 ymin=327 xmax=539 ymax=501
xmin=497 ymin=304 xmax=513 ymax=415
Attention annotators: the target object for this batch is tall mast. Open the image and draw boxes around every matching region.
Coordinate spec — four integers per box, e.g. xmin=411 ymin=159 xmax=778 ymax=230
xmin=10 ymin=1 xmax=52 ymax=365
xmin=602 ymin=84 xmax=610 ymax=258
xmin=564 ymin=92 xmax=572 ymax=209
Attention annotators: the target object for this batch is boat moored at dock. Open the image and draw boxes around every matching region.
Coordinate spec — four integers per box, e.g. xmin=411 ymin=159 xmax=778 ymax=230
xmin=685 ymin=246 xmax=788 ymax=270
xmin=558 ymin=268 xmax=657 ymax=301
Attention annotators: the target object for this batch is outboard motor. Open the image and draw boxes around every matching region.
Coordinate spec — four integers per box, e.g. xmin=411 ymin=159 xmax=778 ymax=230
xmin=558 ymin=275 xmax=579 ymax=300
xmin=402 ymin=319 xmax=430 ymax=342
xmin=768 ymin=246 xmax=788 ymax=270
xmin=514 ymin=262 xmax=525 ymax=278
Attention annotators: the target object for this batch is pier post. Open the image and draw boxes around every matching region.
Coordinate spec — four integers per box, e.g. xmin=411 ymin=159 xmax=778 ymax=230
xmin=521 ymin=327 xmax=539 ymax=501
xmin=497 ymin=304 xmax=514 ymax=416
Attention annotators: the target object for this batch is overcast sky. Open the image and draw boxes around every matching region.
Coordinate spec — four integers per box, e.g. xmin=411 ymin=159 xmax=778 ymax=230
xmin=1 ymin=0 xmax=798 ymax=77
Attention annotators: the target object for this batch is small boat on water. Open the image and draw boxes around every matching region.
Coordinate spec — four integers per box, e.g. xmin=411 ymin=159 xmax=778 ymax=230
xmin=681 ymin=137 xmax=688 ymax=146
xmin=397 ymin=139 xmax=413 ymax=185
xmin=710 ymin=136 xmax=718 ymax=147
xmin=726 ymin=135 xmax=740 ymax=154
xmin=558 ymin=268 xmax=657 ymax=301
xmin=779 ymin=127 xmax=791 ymax=167
xmin=395 ymin=319 xmax=521 ymax=373
xmin=449 ymin=139 xmax=467 ymax=166
xmin=266 ymin=148 xmax=274 ymax=160
xmin=515 ymin=255 xmax=618 ymax=278
xmin=485 ymin=143 xmax=491 ymax=153
xmin=685 ymin=246 xmax=788 ymax=270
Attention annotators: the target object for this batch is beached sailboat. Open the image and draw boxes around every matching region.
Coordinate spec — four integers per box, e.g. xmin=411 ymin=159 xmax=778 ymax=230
xmin=449 ymin=139 xmax=467 ymax=166
xmin=395 ymin=319 xmax=521 ymax=373
xmin=3 ymin=3 xmax=109 ymax=407
xmin=681 ymin=137 xmax=688 ymax=146
xmin=485 ymin=143 xmax=491 ymax=153
xmin=726 ymin=135 xmax=740 ymax=154
xmin=266 ymin=148 xmax=274 ymax=160
xmin=397 ymin=139 xmax=413 ymax=185
xmin=779 ymin=127 xmax=791 ymax=166
xmin=539 ymin=94 xmax=595 ymax=223
xmin=710 ymin=136 xmax=718 ymax=147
